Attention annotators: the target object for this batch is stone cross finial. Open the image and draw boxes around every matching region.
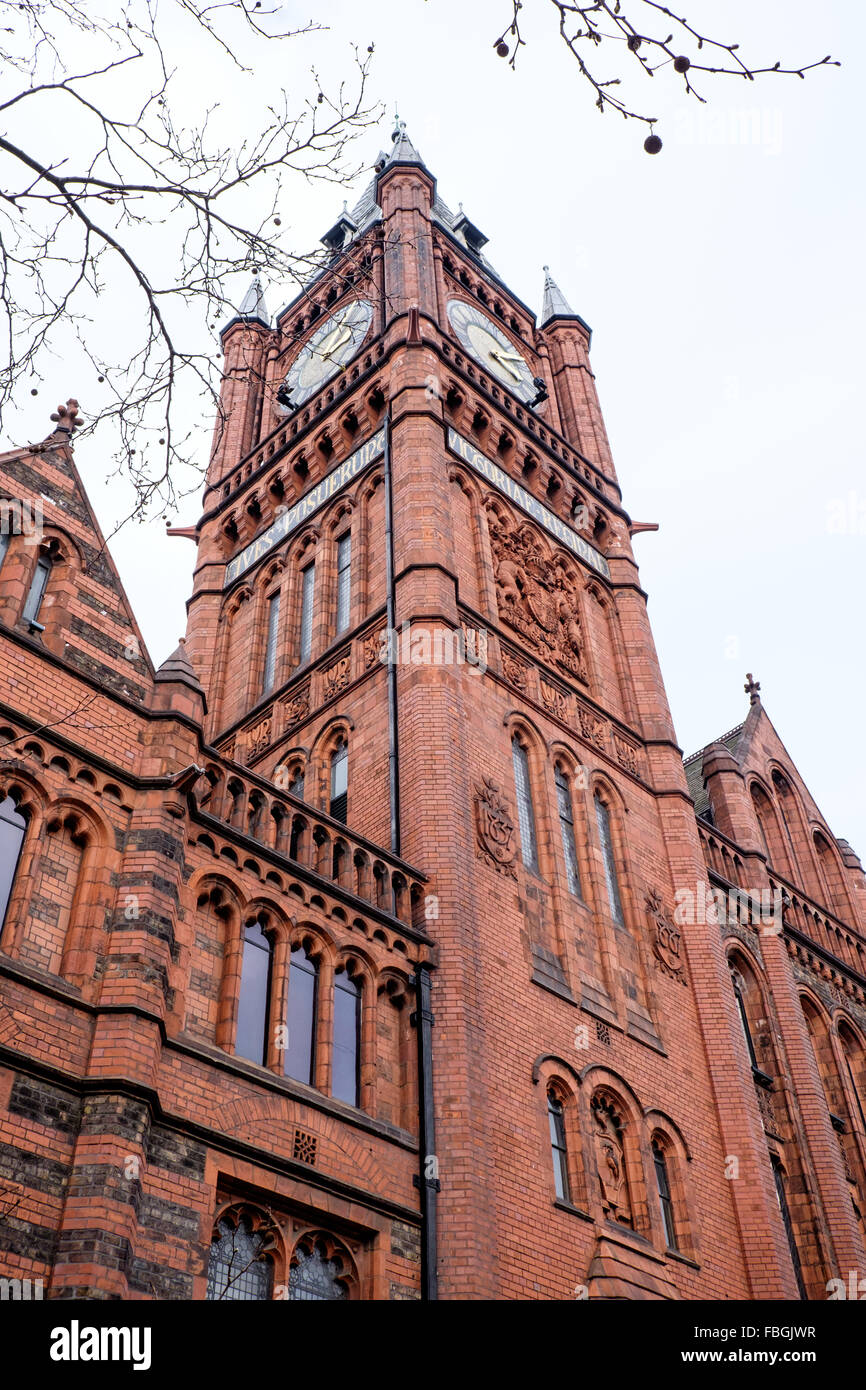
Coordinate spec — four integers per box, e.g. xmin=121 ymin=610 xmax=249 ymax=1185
xmin=744 ymin=672 xmax=761 ymax=705
xmin=49 ymin=399 xmax=84 ymax=434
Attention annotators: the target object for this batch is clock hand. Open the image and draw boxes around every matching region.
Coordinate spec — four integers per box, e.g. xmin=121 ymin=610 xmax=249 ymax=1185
xmin=317 ymin=323 xmax=352 ymax=361
xmin=489 ymin=349 xmax=523 ymax=382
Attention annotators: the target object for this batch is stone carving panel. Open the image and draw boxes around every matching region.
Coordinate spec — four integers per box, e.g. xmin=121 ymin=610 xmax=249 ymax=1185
xmin=474 ymin=776 xmax=518 ymax=878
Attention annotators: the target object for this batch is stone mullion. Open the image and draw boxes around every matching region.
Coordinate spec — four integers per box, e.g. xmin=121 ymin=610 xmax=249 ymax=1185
xmin=315 ymin=955 xmax=335 ymax=1096
xmin=360 ymin=975 xmax=377 ymax=1114
xmin=268 ymin=931 xmax=291 ymax=1073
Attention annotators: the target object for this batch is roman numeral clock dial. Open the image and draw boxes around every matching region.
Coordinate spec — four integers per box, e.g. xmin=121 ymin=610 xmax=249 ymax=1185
xmin=281 ymin=299 xmax=373 ymax=409
xmin=447 ymin=298 xmax=536 ymax=403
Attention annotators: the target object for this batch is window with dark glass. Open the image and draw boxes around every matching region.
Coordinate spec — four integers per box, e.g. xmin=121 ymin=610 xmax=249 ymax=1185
xmin=512 ymin=736 xmax=538 ymax=873
xmin=731 ymin=971 xmax=759 ymax=1069
xmin=299 ymin=562 xmax=315 ymax=663
xmin=284 ymin=944 xmax=317 ymax=1085
xmin=594 ymin=791 xmax=624 ymax=925
xmin=23 ymin=555 xmax=51 ymax=626
xmin=771 ymin=1155 xmax=807 ymax=1299
xmin=289 ymin=768 xmax=305 ymax=800
xmin=329 ymin=740 xmax=348 ymax=824
xmin=653 ymin=1141 xmax=677 ymax=1249
xmin=335 ymin=532 xmax=351 ymax=634
xmin=555 ymin=767 xmax=581 ymax=896
xmin=206 ymin=1215 xmax=273 ymax=1301
xmin=236 ymin=921 xmax=272 ymax=1066
xmin=0 ymin=530 xmax=10 ymax=574
xmin=332 ymin=969 xmax=360 ymax=1106
xmin=547 ymin=1090 xmax=570 ymax=1202
xmin=262 ymin=591 xmax=280 ymax=693
xmin=0 ymin=794 xmax=26 ymax=934
xmin=288 ymin=1244 xmax=347 ymax=1301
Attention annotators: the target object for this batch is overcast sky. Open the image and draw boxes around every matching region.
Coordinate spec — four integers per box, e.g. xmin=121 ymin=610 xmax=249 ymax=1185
xmin=7 ymin=1 xmax=865 ymax=856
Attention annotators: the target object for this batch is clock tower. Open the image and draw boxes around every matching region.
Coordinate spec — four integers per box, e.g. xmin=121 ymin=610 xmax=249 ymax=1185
xmin=181 ymin=120 xmax=826 ymax=1300
xmin=2 ymin=120 xmax=864 ymax=1303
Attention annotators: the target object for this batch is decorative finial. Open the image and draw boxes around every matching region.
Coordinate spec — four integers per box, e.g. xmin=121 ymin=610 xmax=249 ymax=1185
xmin=744 ymin=672 xmax=761 ymax=705
xmin=49 ymin=399 xmax=84 ymax=434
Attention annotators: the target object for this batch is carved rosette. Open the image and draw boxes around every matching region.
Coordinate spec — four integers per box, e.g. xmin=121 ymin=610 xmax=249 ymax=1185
xmin=474 ymin=776 xmax=518 ymax=878
xmin=485 ymin=503 xmax=588 ymax=684
xmin=501 ymin=647 xmax=531 ymax=694
xmin=645 ymin=888 xmax=687 ymax=986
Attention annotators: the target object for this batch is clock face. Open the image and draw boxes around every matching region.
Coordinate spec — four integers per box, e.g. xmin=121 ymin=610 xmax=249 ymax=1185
xmin=447 ymin=299 xmax=536 ymax=402
xmin=282 ymin=299 xmax=373 ymax=407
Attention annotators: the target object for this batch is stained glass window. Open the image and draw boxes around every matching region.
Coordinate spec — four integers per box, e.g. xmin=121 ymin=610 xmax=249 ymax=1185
xmin=288 ymin=1244 xmax=347 ymax=1301
xmin=512 ymin=736 xmax=538 ymax=873
xmin=594 ymin=792 xmax=624 ymax=925
xmin=555 ymin=767 xmax=581 ymax=897
xmin=336 ymin=533 xmax=351 ymax=634
xmin=263 ymin=591 xmax=280 ymax=693
xmin=299 ymin=562 xmax=315 ymax=663
xmin=206 ymin=1215 xmax=273 ymax=1301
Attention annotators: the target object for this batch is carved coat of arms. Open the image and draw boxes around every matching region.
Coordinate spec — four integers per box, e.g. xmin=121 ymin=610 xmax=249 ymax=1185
xmin=474 ymin=777 xmax=518 ymax=878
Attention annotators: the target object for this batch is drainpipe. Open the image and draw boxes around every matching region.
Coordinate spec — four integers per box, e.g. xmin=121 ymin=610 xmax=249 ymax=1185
xmin=383 ymin=407 xmax=400 ymax=858
xmin=415 ymin=961 xmax=439 ymax=1300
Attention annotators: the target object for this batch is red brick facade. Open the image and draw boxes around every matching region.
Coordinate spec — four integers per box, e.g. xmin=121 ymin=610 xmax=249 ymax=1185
xmin=1 ymin=128 xmax=865 ymax=1301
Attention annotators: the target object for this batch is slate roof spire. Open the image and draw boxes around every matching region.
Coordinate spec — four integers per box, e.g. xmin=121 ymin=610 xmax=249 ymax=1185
xmin=540 ymin=266 xmax=577 ymax=325
xmin=237 ymin=272 xmax=269 ymax=326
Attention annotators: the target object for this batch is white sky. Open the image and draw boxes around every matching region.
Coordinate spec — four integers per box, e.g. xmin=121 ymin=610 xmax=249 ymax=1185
xmin=6 ymin=1 xmax=865 ymax=855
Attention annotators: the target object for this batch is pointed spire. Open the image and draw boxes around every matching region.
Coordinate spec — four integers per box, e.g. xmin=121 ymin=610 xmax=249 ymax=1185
xmin=540 ymin=266 xmax=577 ymax=326
xmin=237 ymin=272 xmax=269 ymax=327
xmin=378 ymin=118 xmax=425 ymax=172
xmin=155 ymin=638 xmax=203 ymax=695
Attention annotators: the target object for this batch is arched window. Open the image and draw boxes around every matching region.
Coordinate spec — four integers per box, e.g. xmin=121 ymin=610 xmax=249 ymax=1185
xmin=770 ymin=1154 xmax=807 ymax=1300
xmin=0 ymin=793 xmax=27 ymax=933
xmin=284 ymin=944 xmax=317 ymax=1085
xmin=299 ymin=561 xmax=315 ymax=663
xmin=730 ymin=966 xmax=759 ymax=1070
xmin=288 ymin=1239 xmax=349 ymax=1301
xmin=262 ymin=590 xmax=281 ymax=693
xmin=652 ymin=1140 xmax=677 ymax=1250
xmin=236 ymin=921 xmax=272 ymax=1066
xmin=511 ymin=735 xmax=538 ymax=873
xmin=335 ymin=532 xmax=351 ymax=634
xmin=594 ymin=791 xmax=624 ymax=925
xmin=554 ymin=766 xmax=581 ymax=897
xmin=547 ymin=1089 xmax=570 ymax=1201
xmin=813 ymin=831 xmax=849 ymax=922
xmin=333 ymin=967 xmax=360 ymax=1106
xmin=23 ymin=554 xmax=52 ymax=628
xmin=289 ymin=767 xmax=305 ymax=800
xmin=206 ymin=1213 xmax=274 ymax=1301
xmin=329 ymin=739 xmax=348 ymax=823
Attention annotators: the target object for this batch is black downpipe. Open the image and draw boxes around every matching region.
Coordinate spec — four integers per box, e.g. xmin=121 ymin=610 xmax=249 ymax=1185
xmin=383 ymin=408 xmax=400 ymax=858
xmin=415 ymin=962 xmax=439 ymax=1301
xmin=384 ymin=405 xmax=438 ymax=1297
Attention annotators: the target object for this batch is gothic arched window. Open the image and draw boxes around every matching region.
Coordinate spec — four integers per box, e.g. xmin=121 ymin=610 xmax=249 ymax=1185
xmin=730 ymin=965 xmax=759 ymax=1070
xmin=329 ymin=739 xmax=348 ymax=823
xmin=511 ymin=735 xmax=538 ymax=873
xmin=547 ymin=1088 xmax=570 ymax=1202
xmin=554 ymin=766 xmax=581 ymax=897
xmin=23 ymin=554 xmax=52 ymax=628
xmin=594 ymin=791 xmax=624 ymax=925
xmin=335 ymin=531 xmax=352 ymax=634
xmin=206 ymin=1213 xmax=274 ymax=1301
xmin=770 ymin=1154 xmax=807 ymax=1300
xmin=0 ymin=793 xmax=26 ymax=934
xmin=288 ymin=1240 xmax=348 ymax=1301
xmin=652 ymin=1140 xmax=677 ymax=1250
xmin=299 ymin=561 xmax=315 ymax=664
xmin=236 ymin=921 xmax=272 ymax=1066
xmin=332 ymin=967 xmax=360 ymax=1106
xmin=284 ymin=944 xmax=317 ymax=1085
xmin=262 ymin=590 xmax=281 ymax=693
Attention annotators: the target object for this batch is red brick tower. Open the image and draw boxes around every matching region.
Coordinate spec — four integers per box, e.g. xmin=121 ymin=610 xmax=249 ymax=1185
xmin=1 ymin=124 xmax=864 ymax=1302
